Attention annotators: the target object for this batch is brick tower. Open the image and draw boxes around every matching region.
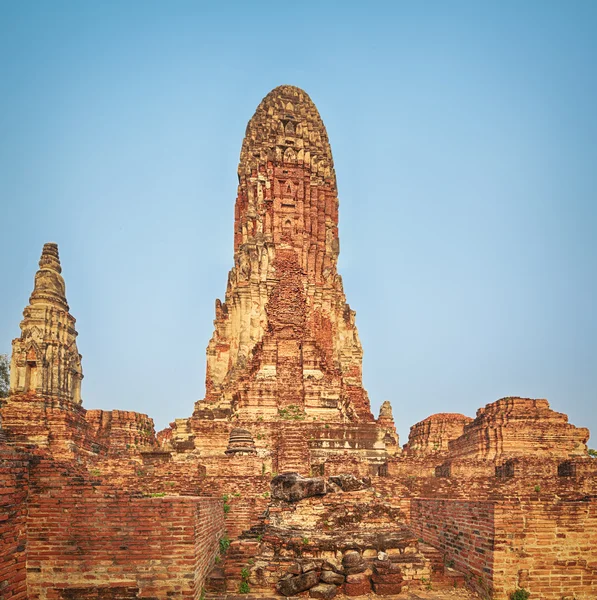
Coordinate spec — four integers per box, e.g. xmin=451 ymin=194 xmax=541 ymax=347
xmin=198 ymin=85 xmax=372 ymax=422
xmin=167 ymin=86 xmax=399 ymax=473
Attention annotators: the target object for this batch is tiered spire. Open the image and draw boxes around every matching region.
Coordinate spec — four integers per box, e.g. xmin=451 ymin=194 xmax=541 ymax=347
xmin=199 ymin=86 xmax=373 ymax=421
xmin=10 ymin=243 xmax=83 ymax=404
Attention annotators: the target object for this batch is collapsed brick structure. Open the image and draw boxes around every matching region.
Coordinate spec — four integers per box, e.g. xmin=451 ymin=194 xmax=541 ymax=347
xmin=1 ymin=85 xmax=596 ymax=600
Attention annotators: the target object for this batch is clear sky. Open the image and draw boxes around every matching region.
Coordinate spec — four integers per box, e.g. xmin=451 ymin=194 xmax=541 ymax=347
xmin=1 ymin=1 xmax=595 ymax=446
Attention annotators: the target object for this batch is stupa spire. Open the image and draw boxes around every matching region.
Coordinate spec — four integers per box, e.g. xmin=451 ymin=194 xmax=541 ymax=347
xmin=198 ymin=85 xmax=374 ymax=422
xmin=10 ymin=243 xmax=83 ymax=403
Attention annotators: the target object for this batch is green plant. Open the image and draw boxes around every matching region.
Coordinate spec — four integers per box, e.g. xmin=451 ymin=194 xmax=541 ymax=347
xmin=223 ymin=503 xmax=231 ymax=514
xmin=199 ymin=588 xmax=206 ymax=600
xmin=324 ymin=424 xmax=329 ymax=429
xmin=262 ymin=491 xmax=270 ymax=498
xmin=233 ymin=492 xmax=241 ymax=497
xmin=588 ymin=448 xmax=597 ymax=457
xmin=277 ymin=404 xmax=306 ymax=420
xmin=534 ymin=485 xmax=541 ymax=493
xmin=257 ymin=534 xmax=263 ymax=542
xmin=149 ymin=492 xmax=166 ymax=497
xmin=446 ymin=558 xmax=455 ymax=569
xmin=510 ymin=589 xmax=531 ymax=600
xmin=222 ymin=494 xmax=229 ymax=502
xmin=90 ymin=468 xmax=101 ymax=477
xmin=239 ymin=565 xmax=251 ymax=593
xmin=219 ymin=535 xmax=230 ymax=554
xmin=215 ymin=555 xmax=221 ymax=564
xmin=302 ymin=537 xmax=309 ymax=545
xmin=261 ymin=463 xmax=266 ymax=475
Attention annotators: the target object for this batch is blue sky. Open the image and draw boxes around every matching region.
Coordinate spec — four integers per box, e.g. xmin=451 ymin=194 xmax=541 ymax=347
xmin=1 ymin=1 xmax=595 ymax=446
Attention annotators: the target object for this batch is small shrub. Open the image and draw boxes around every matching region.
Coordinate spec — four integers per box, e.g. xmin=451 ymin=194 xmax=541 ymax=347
xmin=277 ymin=404 xmax=306 ymax=420
xmin=90 ymin=468 xmax=101 ymax=477
xmin=510 ymin=589 xmax=531 ymax=600
xmin=302 ymin=537 xmax=309 ymax=545
xmin=257 ymin=534 xmax=263 ymax=542
xmin=149 ymin=492 xmax=166 ymax=497
xmin=223 ymin=503 xmax=231 ymax=514
xmin=534 ymin=485 xmax=541 ymax=493
xmin=219 ymin=535 xmax=230 ymax=554
xmin=588 ymin=448 xmax=597 ymax=457
xmin=238 ymin=581 xmax=250 ymax=594
xmin=233 ymin=492 xmax=241 ymax=497
xmin=262 ymin=491 xmax=270 ymax=498
xmin=240 ymin=567 xmax=250 ymax=580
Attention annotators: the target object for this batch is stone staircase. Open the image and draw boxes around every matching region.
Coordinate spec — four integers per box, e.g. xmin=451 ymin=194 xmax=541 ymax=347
xmin=205 ymin=539 xmax=262 ymax=596
xmin=418 ymin=542 xmax=466 ymax=589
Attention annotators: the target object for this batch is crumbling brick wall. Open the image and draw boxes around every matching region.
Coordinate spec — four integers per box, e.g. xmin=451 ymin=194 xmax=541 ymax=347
xmin=25 ymin=458 xmax=225 ymax=599
xmin=410 ymin=498 xmax=495 ymax=597
xmin=493 ymin=498 xmax=597 ymax=600
xmin=0 ymin=447 xmax=30 ymax=600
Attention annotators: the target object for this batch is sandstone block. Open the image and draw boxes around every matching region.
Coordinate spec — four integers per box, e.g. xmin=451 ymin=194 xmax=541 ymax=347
xmin=302 ymin=560 xmax=318 ymax=573
xmin=271 ymin=473 xmax=326 ymax=503
xmin=322 ymin=559 xmax=343 ymax=574
xmin=328 ymin=474 xmax=371 ymax=492
xmin=320 ymin=570 xmax=345 ymax=585
xmin=287 ymin=561 xmax=301 ymax=575
xmin=309 ymin=583 xmax=338 ymax=599
xmin=277 ymin=571 xmax=319 ymax=596
xmin=342 ymin=550 xmax=363 ymax=568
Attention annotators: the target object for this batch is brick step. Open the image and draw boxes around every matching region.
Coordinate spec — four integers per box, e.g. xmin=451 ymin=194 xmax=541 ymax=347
xmin=205 ymin=594 xmax=277 ymax=600
xmin=430 ymin=567 xmax=467 ymax=589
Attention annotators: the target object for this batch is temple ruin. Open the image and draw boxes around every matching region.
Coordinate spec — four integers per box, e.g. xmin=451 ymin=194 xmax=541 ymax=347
xmin=1 ymin=85 xmax=596 ymax=600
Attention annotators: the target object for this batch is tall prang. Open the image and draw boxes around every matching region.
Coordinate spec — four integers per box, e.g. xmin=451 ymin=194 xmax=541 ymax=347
xmin=197 ymin=85 xmax=372 ymax=423
xmin=10 ymin=242 xmax=83 ymax=403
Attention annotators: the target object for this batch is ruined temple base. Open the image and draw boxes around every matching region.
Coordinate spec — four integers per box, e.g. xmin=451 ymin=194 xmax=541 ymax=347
xmin=206 ymin=591 xmax=481 ymax=600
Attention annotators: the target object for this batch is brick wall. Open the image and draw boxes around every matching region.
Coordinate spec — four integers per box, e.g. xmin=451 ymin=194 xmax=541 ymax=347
xmin=0 ymin=446 xmax=30 ymax=600
xmin=410 ymin=498 xmax=495 ymax=597
xmin=411 ymin=497 xmax=597 ymax=600
xmin=493 ymin=499 xmax=597 ymax=600
xmin=25 ymin=458 xmax=225 ymax=599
